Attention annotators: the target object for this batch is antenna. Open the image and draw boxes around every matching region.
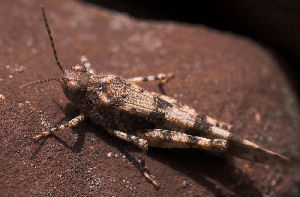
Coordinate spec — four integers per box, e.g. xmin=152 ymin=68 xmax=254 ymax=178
xmin=19 ymin=78 xmax=60 ymax=89
xmin=40 ymin=4 xmax=64 ymax=72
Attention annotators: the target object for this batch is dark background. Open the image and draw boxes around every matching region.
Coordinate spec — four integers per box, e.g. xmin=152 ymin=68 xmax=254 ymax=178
xmin=84 ymin=0 xmax=300 ymax=97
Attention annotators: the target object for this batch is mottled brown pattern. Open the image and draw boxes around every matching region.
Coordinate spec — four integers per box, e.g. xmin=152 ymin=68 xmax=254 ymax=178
xmin=34 ymin=60 xmax=292 ymax=167
xmin=133 ymin=129 xmax=227 ymax=151
xmin=20 ymin=4 xmax=295 ymax=191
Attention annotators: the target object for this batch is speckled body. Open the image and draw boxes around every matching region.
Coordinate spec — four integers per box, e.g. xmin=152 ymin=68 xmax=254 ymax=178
xmin=62 ymin=66 xmax=209 ymax=132
xmin=62 ymin=68 xmax=223 ymax=135
xmin=24 ymin=6 xmax=292 ymax=189
xmin=55 ymin=63 xmax=291 ymax=166
xmin=63 ymin=72 xmax=153 ymax=131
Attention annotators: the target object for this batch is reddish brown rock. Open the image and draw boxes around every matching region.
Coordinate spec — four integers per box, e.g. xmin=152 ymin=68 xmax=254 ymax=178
xmin=0 ymin=0 xmax=299 ymax=196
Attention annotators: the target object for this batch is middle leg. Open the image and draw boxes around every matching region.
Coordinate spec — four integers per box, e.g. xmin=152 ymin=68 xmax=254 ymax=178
xmin=106 ymin=129 xmax=159 ymax=188
xmin=107 ymin=129 xmax=148 ymax=150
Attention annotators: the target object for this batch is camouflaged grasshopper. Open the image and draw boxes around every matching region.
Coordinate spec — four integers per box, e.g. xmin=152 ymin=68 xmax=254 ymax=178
xmin=22 ymin=5 xmax=292 ymax=189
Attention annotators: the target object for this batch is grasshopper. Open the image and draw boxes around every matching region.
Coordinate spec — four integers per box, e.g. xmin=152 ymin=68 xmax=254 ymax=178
xmin=22 ymin=5 xmax=292 ymax=189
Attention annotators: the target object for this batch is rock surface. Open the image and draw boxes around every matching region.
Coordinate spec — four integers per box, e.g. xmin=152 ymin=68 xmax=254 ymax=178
xmin=0 ymin=0 xmax=299 ymax=196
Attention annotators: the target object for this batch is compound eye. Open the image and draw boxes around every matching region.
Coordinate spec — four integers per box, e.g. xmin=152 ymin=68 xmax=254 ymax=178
xmin=67 ymin=80 xmax=80 ymax=89
xmin=72 ymin=64 xmax=86 ymax=72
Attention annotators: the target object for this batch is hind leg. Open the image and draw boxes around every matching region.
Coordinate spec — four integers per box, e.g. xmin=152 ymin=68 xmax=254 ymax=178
xmin=127 ymin=73 xmax=174 ymax=84
xmin=132 ymin=129 xmax=228 ymax=152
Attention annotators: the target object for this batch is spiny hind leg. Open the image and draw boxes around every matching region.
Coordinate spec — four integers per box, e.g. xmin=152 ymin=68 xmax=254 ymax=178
xmin=134 ymin=129 xmax=291 ymax=166
xmin=80 ymin=55 xmax=95 ymax=74
xmin=132 ymin=129 xmax=228 ymax=152
xmin=34 ymin=114 xmax=85 ymax=140
xmin=106 ymin=129 xmax=159 ymax=188
xmin=127 ymin=73 xmax=174 ymax=84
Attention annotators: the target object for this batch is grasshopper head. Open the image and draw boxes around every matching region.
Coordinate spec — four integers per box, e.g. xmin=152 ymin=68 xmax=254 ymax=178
xmin=60 ymin=64 xmax=91 ymax=104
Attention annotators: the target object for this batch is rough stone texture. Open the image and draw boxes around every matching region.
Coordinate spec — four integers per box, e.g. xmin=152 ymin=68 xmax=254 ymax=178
xmin=0 ymin=0 xmax=299 ymax=196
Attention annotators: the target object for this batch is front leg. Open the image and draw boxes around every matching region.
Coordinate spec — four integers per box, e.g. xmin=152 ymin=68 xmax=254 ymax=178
xmin=80 ymin=55 xmax=95 ymax=74
xmin=127 ymin=73 xmax=174 ymax=84
xmin=34 ymin=114 xmax=85 ymax=140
